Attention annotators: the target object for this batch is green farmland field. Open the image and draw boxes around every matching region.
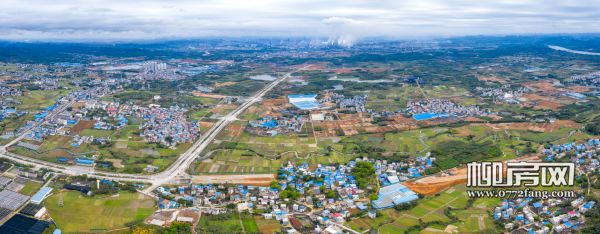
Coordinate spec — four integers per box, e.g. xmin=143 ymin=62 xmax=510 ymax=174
xmin=45 ymin=191 xmax=156 ymax=233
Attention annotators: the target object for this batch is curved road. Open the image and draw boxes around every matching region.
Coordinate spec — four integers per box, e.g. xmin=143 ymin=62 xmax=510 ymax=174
xmin=0 ymin=67 xmax=303 ymax=192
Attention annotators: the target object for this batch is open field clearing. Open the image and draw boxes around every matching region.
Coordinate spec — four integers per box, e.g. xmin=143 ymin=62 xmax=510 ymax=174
xmin=255 ymin=216 xmax=282 ymax=233
xmin=197 ymin=212 xmax=261 ymax=233
xmin=70 ymin=120 xmax=95 ymax=135
xmin=45 ymin=191 xmax=155 ymax=233
xmin=16 ymin=89 xmax=72 ymax=111
xmin=19 ymin=180 xmax=43 ymax=196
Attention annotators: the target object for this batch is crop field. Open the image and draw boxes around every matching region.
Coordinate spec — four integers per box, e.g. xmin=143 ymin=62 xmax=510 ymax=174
xmin=448 ymin=197 xmax=500 ymax=233
xmin=348 ymin=184 xmax=503 ymax=234
xmin=449 ymin=209 xmax=495 ymax=233
xmin=236 ymin=132 xmax=320 ymax=156
xmin=214 ymin=121 xmax=322 ymax=158
xmin=197 ymin=213 xmax=260 ymax=234
xmin=79 ymin=129 xmax=113 ymax=137
xmin=219 ymin=121 xmax=248 ymax=140
xmin=407 ymin=185 xmax=469 ymax=218
xmin=194 ymin=117 xmax=592 ymax=174
xmin=255 ymin=216 xmax=282 ymax=234
xmin=188 ymin=108 xmax=213 ymax=121
xmin=193 ymin=149 xmax=353 ymax=174
xmin=45 ymin=191 xmax=156 ymax=233
xmin=347 ymin=209 xmax=404 ymax=232
xmin=349 ymin=185 xmax=468 ymax=232
xmin=70 ymin=120 xmax=95 ymax=134
xmin=377 ymin=216 xmax=419 ymax=234
xmin=337 ymin=122 xmax=590 ymax=161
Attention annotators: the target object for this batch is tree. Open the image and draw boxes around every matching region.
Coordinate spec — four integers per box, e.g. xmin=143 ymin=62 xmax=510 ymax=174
xmin=280 ymin=187 xmax=301 ymax=200
xmin=164 ymin=222 xmax=192 ymax=234
xmin=270 ymin=181 xmax=281 ymax=190
xmin=352 ymin=161 xmax=376 ymax=189
xmin=394 ymin=201 xmax=418 ymax=211
xmin=326 ymin=190 xmax=337 ymax=199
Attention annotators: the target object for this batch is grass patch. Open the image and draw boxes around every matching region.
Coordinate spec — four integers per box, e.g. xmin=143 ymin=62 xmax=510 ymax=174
xmin=45 ymin=191 xmax=155 ymax=233
xmin=19 ymin=180 xmax=43 ymax=196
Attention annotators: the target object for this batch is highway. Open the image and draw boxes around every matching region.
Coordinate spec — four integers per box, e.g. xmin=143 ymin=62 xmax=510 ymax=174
xmin=0 ymin=67 xmax=301 ymax=191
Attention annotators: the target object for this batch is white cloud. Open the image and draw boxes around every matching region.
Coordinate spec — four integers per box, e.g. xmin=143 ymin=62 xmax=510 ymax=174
xmin=0 ymin=0 xmax=599 ymax=41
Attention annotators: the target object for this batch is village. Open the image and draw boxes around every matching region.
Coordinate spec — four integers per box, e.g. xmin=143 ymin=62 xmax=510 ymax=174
xmin=475 ymin=86 xmax=530 ymax=104
xmin=494 ymin=139 xmax=600 ymax=233
xmin=18 ymin=99 xmax=201 ymax=165
xmin=145 ymin=155 xmax=437 ymax=233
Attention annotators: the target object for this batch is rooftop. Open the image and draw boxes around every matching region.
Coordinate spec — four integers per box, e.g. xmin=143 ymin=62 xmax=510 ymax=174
xmin=372 ymin=183 xmax=418 ymax=209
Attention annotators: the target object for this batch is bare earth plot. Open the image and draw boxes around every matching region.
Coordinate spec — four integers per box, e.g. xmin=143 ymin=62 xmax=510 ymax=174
xmin=191 ymin=174 xmax=276 ymax=186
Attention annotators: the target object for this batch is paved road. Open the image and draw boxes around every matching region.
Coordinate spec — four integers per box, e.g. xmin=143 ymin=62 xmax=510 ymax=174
xmin=0 ymin=67 xmax=301 ymax=191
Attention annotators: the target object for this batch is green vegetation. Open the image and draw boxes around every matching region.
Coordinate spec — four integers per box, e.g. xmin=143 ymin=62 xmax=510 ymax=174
xmin=280 ymin=186 xmax=301 ymax=200
xmin=19 ymin=180 xmax=43 ymax=196
xmin=352 ymin=161 xmax=376 ymax=189
xmin=585 ymin=116 xmax=600 ymax=135
xmin=348 ymin=185 xmax=499 ymax=233
xmin=583 ymin=197 xmax=600 ymax=233
xmin=17 ymin=89 xmax=72 ymax=111
xmin=45 ymin=191 xmax=156 ymax=233
xmin=197 ymin=212 xmax=259 ymax=234
xmin=9 ymin=124 xmax=193 ymax=173
xmin=163 ymin=222 xmax=193 ymax=234
xmin=194 ymin=119 xmax=589 ymax=174
xmin=431 ymin=140 xmax=501 ymax=170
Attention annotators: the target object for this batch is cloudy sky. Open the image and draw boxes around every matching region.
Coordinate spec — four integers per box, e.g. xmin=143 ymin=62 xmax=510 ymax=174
xmin=1 ymin=0 xmax=599 ymax=41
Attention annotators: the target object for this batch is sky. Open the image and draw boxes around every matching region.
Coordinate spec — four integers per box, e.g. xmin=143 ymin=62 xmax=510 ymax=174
xmin=1 ymin=0 xmax=599 ymax=41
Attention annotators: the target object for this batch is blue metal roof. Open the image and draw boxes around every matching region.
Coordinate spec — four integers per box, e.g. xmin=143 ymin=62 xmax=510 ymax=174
xmin=31 ymin=186 xmax=53 ymax=203
xmin=288 ymin=94 xmax=317 ymax=99
xmin=75 ymin=158 xmax=94 ymax=165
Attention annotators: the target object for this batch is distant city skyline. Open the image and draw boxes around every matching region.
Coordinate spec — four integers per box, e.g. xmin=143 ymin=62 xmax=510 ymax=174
xmin=1 ymin=0 xmax=600 ymax=42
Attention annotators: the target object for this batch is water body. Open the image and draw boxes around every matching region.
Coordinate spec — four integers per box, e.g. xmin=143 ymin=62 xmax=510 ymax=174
xmin=548 ymin=45 xmax=600 ymax=56
xmin=328 ymin=76 xmax=394 ymax=83
xmin=249 ymin=74 xmax=276 ymax=81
